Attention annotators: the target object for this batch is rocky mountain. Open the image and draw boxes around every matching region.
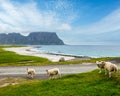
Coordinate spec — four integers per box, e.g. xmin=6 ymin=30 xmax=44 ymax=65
xmin=0 ymin=32 xmax=64 ymax=45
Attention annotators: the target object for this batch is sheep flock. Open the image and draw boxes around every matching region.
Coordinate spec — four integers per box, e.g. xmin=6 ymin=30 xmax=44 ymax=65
xmin=26 ymin=61 xmax=119 ymax=79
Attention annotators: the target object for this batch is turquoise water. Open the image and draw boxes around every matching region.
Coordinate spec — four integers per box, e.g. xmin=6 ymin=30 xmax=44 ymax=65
xmin=33 ymin=45 xmax=120 ymax=57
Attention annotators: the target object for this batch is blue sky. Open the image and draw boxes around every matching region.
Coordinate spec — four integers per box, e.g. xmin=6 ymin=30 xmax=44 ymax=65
xmin=0 ymin=0 xmax=120 ymax=45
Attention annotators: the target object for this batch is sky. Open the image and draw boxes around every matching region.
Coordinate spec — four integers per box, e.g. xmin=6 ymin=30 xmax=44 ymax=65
xmin=0 ymin=0 xmax=120 ymax=45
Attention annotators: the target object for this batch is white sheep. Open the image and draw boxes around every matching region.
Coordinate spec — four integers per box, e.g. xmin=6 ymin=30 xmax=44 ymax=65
xmin=46 ymin=68 xmax=61 ymax=79
xmin=26 ymin=68 xmax=35 ymax=78
xmin=96 ymin=61 xmax=118 ymax=78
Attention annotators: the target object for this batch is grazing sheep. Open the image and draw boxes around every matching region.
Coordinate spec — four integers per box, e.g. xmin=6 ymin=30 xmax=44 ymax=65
xmin=59 ymin=57 xmax=65 ymax=62
xmin=96 ymin=61 xmax=118 ymax=78
xmin=46 ymin=68 xmax=61 ymax=79
xmin=26 ymin=68 xmax=35 ymax=78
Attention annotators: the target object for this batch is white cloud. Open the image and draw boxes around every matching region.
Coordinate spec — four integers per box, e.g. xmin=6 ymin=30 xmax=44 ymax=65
xmin=57 ymin=23 xmax=72 ymax=31
xmin=77 ymin=8 xmax=120 ymax=34
xmin=0 ymin=0 xmax=73 ymax=34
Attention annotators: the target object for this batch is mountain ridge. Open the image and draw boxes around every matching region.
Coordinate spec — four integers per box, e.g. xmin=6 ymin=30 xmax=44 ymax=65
xmin=0 ymin=32 xmax=64 ymax=45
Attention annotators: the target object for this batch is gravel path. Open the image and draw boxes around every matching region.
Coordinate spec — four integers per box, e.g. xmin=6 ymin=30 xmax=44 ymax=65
xmin=0 ymin=62 xmax=120 ymax=80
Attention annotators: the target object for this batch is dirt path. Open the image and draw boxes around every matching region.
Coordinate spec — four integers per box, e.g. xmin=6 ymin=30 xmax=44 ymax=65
xmin=0 ymin=62 xmax=120 ymax=80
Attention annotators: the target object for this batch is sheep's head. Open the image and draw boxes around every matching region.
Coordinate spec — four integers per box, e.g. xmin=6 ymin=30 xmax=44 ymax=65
xmin=96 ymin=61 xmax=105 ymax=68
xmin=101 ymin=61 xmax=106 ymax=65
xmin=96 ymin=61 xmax=102 ymax=64
xmin=26 ymin=68 xmax=28 ymax=71
xmin=46 ymin=70 xmax=49 ymax=75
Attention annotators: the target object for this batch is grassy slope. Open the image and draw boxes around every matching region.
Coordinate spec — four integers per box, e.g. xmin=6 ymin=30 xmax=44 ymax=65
xmin=0 ymin=46 xmax=51 ymax=66
xmin=0 ymin=70 xmax=120 ymax=96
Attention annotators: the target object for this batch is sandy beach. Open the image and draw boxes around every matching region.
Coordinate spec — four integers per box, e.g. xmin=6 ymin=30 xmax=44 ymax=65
xmin=3 ymin=47 xmax=75 ymax=62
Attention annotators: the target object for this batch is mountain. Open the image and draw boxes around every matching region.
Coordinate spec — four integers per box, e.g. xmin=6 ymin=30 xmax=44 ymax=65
xmin=0 ymin=32 xmax=64 ymax=45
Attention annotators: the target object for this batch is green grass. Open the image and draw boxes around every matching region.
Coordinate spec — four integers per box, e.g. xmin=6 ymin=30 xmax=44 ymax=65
xmin=0 ymin=46 xmax=51 ymax=66
xmin=0 ymin=70 xmax=120 ymax=96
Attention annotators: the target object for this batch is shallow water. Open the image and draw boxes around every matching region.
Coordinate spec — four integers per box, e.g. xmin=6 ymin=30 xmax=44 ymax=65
xmin=32 ymin=45 xmax=120 ymax=57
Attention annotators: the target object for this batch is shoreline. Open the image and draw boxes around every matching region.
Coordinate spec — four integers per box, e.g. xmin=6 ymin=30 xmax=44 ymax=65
xmin=3 ymin=47 xmax=73 ymax=62
xmin=3 ymin=47 xmax=91 ymax=62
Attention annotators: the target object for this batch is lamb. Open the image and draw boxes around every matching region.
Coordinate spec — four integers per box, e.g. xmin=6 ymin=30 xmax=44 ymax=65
xmin=46 ymin=68 xmax=61 ymax=79
xmin=96 ymin=61 xmax=118 ymax=78
xmin=26 ymin=68 xmax=35 ymax=78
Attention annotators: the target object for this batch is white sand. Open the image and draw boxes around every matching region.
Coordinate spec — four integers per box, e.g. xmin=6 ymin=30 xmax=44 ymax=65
xmin=4 ymin=47 xmax=75 ymax=62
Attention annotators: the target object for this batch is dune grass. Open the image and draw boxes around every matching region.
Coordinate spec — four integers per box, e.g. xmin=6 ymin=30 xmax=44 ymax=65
xmin=0 ymin=70 xmax=120 ymax=96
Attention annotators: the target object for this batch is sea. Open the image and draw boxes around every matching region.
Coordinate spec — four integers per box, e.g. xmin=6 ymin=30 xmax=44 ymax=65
xmin=31 ymin=45 xmax=120 ymax=58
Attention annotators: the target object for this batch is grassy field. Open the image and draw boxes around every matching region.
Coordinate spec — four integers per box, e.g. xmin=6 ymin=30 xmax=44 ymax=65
xmin=0 ymin=70 xmax=120 ymax=96
xmin=0 ymin=46 xmax=51 ymax=66
xmin=0 ymin=45 xmax=120 ymax=66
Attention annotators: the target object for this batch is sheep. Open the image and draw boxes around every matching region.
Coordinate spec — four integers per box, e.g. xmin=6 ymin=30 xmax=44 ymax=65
xmin=96 ymin=61 xmax=118 ymax=78
xmin=46 ymin=68 xmax=61 ymax=79
xmin=26 ymin=68 xmax=35 ymax=78
xmin=59 ymin=57 xmax=65 ymax=62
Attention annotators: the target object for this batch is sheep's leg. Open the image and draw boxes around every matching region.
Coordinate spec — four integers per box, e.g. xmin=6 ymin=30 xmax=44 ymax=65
xmin=31 ymin=73 xmax=34 ymax=78
xmin=53 ymin=74 xmax=60 ymax=79
xmin=48 ymin=75 xmax=51 ymax=79
xmin=27 ymin=73 xmax=30 ymax=76
xmin=53 ymin=75 xmax=57 ymax=79
xmin=33 ymin=72 xmax=35 ymax=78
xmin=109 ymin=72 xmax=111 ymax=78
xmin=53 ymin=75 xmax=56 ymax=79
xmin=27 ymin=73 xmax=31 ymax=77
xmin=49 ymin=76 xmax=52 ymax=79
xmin=55 ymin=74 xmax=59 ymax=79
xmin=52 ymin=75 xmax=55 ymax=79
xmin=31 ymin=74 xmax=33 ymax=78
xmin=59 ymin=73 xmax=61 ymax=78
xmin=115 ymin=68 xmax=118 ymax=77
xmin=105 ymin=69 xmax=107 ymax=75
xmin=115 ymin=72 xmax=118 ymax=77
xmin=99 ymin=68 xmax=102 ymax=73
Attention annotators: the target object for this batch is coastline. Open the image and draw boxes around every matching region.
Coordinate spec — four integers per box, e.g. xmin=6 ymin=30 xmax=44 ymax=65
xmin=3 ymin=47 xmax=91 ymax=62
xmin=3 ymin=47 xmax=75 ymax=62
